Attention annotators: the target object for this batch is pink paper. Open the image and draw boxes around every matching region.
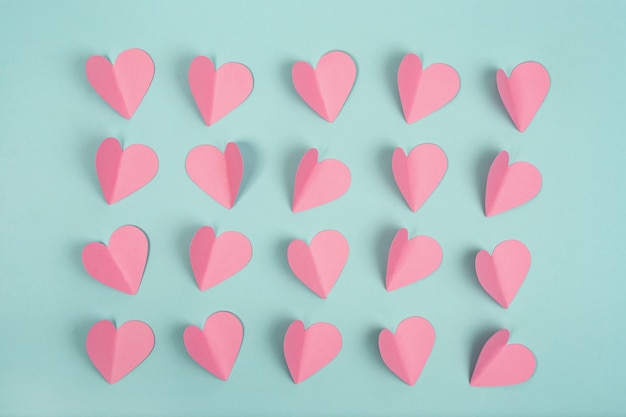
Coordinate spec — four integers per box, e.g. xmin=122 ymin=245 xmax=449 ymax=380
xmin=188 ymin=56 xmax=253 ymax=126
xmin=86 ymin=320 xmax=154 ymax=384
xmin=397 ymin=53 xmax=460 ymax=123
xmin=292 ymin=51 xmax=356 ymax=122
xmin=287 ymin=230 xmax=349 ymax=298
xmin=283 ymin=320 xmax=342 ymax=384
xmin=392 ymin=144 xmax=447 ymax=212
xmin=471 ymin=329 xmax=536 ymax=387
xmin=82 ymin=225 xmax=148 ymax=295
xmin=386 ymin=228 xmax=442 ymax=291
xmin=497 ymin=61 xmax=550 ymax=132
xmin=475 ymin=240 xmax=531 ymax=308
xmin=189 ymin=226 xmax=252 ymax=291
xmin=186 ymin=142 xmax=243 ymax=209
xmin=292 ymin=148 xmax=351 ymax=212
xmin=379 ymin=316 xmax=435 ymax=385
xmin=184 ymin=311 xmax=243 ymax=381
xmin=485 ymin=151 xmax=542 ymax=217
xmin=85 ymin=48 xmax=154 ymax=119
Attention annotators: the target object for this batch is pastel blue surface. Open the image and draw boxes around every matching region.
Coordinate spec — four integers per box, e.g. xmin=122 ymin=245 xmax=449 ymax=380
xmin=1 ymin=1 xmax=625 ymax=416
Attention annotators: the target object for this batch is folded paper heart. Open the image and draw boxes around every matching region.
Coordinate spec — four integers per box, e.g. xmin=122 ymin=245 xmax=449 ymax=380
xmin=386 ymin=228 xmax=442 ymax=291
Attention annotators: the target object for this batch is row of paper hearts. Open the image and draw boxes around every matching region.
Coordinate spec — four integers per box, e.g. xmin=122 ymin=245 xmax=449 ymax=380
xmin=87 ymin=49 xmax=551 ymax=131
xmin=86 ymin=314 xmax=536 ymax=387
xmin=96 ymin=138 xmax=542 ymax=216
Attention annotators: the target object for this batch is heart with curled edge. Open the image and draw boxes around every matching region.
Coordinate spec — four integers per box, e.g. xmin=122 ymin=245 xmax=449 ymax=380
xmin=292 ymin=50 xmax=356 ymax=122
xmin=189 ymin=226 xmax=252 ymax=291
xmin=183 ymin=311 xmax=244 ymax=380
xmin=86 ymin=320 xmax=154 ymax=384
xmin=86 ymin=48 xmax=154 ymax=119
xmin=475 ymin=240 xmax=531 ymax=308
xmin=386 ymin=228 xmax=442 ymax=291
xmin=186 ymin=142 xmax=243 ymax=209
xmin=397 ymin=53 xmax=460 ymax=123
xmin=287 ymin=230 xmax=349 ymax=298
xmin=188 ymin=56 xmax=253 ymax=126
xmin=485 ymin=151 xmax=542 ymax=217
xmin=283 ymin=320 xmax=342 ymax=384
xmin=378 ymin=316 xmax=436 ymax=385
xmin=392 ymin=144 xmax=447 ymax=212
xmin=471 ymin=329 xmax=536 ymax=387
xmin=81 ymin=225 xmax=148 ymax=295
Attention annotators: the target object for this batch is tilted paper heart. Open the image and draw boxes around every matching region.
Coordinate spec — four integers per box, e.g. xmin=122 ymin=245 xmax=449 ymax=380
xmin=471 ymin=329 xmax=536 ymax=387
xmin=186 ymin=142 xmax=243 ymax=209
xmin=283 ymin=320 xmax=342 ymax=384
xmin=287 ymin=230 xmax=349 ymax=298
xmin=82 ymin=225 xmax=148 ymax=295
xmin=189 ymin=226 xmax=252 ymax=291
xmin=386 ymin=228 xmax=442 ymax=291
xmin=184 ymin=311 xmax=244 ymax=380
xmin=86 ymin=48 xmax=154 ymax=119
xmin=292 ymin=148 xmax=351 ymax=212
xmin=475 ymin=240 xmax=531 ymax=308
xmin=379 ymin=316 xmax=435 ymax=385
xmin=392 ymin=144 xmax=447 ymax=212
xmin=485 ymin=151 xmax=542 ymax=217
xmin=86 ymin=320 xmax=154 ymax=384
xmin=497 ymin=61 xmax=550 ymax=132
xmin=292 ymin=51 xmax=356 ymax=122
xmin=188 ymin=56 xmax=253 ymax=125
xmin=397 ymin=53 xmax=460 ymax=123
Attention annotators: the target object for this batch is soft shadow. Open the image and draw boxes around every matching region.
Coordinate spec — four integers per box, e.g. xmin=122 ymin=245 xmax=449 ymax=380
xmin=238 ymin=141 xmax=260 ymax=202
xmin=376 ymin=226 xmax=398 ymax=288
xmin=172 ymin=323 xmax=192 ymax=363
xmin=281 ymin=61 xmax=304 ymax=105
xmin=269 ymin=318 xmax=295 ymax=376
xmin=475 ymin=148 xmax=500 ymax=209
xmin=276 ymin=238 xmax=294 ymax=276
xmin=79 ymin=137 xmax=103 ymax=193
xmin=386 ymin=52 xmax=407 ymax=115
xmin=284 ymin=146 xmax=309 ymax=207
xmin=484 ymin=67 xmax=509 ymax=119
xmin=377 ymin=145 xmax=397 ymax=194
xmin=177 ymin=53 xmax=202 ymax=119
xmin=469 ymin=327 xmax=501 ymax=379
xmin=463 ymin=248 xmax=483 ymax=294
xmin=178 ymin=224 xmax=203 ymax=286
xmin=366 ymin=327 xmax=383 ymax=365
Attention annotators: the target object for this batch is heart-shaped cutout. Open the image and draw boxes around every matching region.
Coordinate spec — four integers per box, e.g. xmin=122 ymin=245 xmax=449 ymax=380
xmin=386 ymin=228 xmax=442 ymax=291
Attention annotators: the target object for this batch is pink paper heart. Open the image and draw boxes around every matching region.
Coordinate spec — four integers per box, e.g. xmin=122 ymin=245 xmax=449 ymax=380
xmin=86 ymin=48 xmax=154 ymax=119
xmin=82 ymin=225 xmax=148 ymax=295
xmin=186 ymin=142 xmax=243 ymax=209
xmin=379 ymin=316 xmax=435 ymax=385
xmin=485 ymin=151 xmax=542 ymax=217
xmin=386 ymin=228 xmax=442 ymax=292
xmin=189 ymin=226 xmax=252 ymax=291
xmin=96 ymin=137 xmax=158 ymax=204
xmin=292 ymin=148 xmax=351 ymax=212
xmin=471 ymin=329 xmax=536 ymax=387
xmin=283 ymin=320 xmax=342 ymax=384
xmin=287 ymin=230 xmax=349 ymax=298
xmin=188 ymin=56 xmax=253 ymax=126
xmin=475 ymin=240 xmax=531 ymax=308
xmin=392 ymin=144 xmax=447 ymax=212
xmin=292 ymin=51 xmax=356 ymax=122
xmin=86 ymin=320 xmax=154 ymax=384
xmin=397 ymin=53 xmax=460 ymax=123
xmin=184 ymin=311 xmax=244 ymax=380
xmin=497 ymin=61 xmax=550 ymax=132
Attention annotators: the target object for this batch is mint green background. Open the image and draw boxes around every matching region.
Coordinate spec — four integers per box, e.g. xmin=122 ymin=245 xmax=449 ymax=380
xmin=1 ymin=1 xmax=625 ymax=415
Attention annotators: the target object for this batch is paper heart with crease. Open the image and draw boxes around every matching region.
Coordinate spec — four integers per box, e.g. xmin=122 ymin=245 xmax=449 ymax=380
xmin=392 ymin=144 xmax=447 ymax=212
xmin=86 ymin=48 xmax=154 ymax=119
xmin=82 ymin=225 xmax=148 ymax=294
xmin=471 ymin=329 xmax=536 ymax=387
xmin=86 ymin=320 xmax=154 ymax=384
xmin=96 ymin=137 xmax=158 ymax=204
xmin=292 ymin=51 xmax=356 ymax=122
xmin=497 ymin=61 xmax=550 ymax=132
xmin=292 ymin=148 xmax=351 ymax=212
xmin=184 ymin=311 xmax=243 ymax=380
xmin=186 ymin=142 xmax=243 ymax=209
xmin=188 ymin=56 xmax=253 ymax=125
xmin=397 ymin=53 xmax=460 ymax=123
xmin=386 ymin=228 xmax=442 ymax=291
xmin=475 ymin=240 xmax=531 ymax=308
xmin=288 ymin=230 xmax=349 ymax=298
xmin=189 ymin=226 xmax=252 ymax=291
xmin=283 ymin=320 xmax=342 ymax=384
xmin=485 ymin=151 xmax=542 ymax=217
xmin=379 ymin=316 xmax=435 ymax=385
